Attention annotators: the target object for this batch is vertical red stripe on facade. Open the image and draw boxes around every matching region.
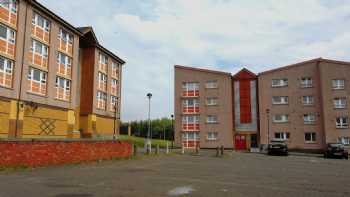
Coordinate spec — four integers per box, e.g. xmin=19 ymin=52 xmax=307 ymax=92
xmin=239 ymin=80 xmax=252 ymax=123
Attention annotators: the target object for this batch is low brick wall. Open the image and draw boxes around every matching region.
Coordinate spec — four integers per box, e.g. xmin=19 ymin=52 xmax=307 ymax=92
xmin=0 ymin=140 xmax=132 ymax=168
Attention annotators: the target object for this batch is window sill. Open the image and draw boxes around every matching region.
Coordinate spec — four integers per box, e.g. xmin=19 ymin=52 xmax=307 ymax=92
xmin=29 ymin=63 xmax=49 ymax=72
xmin=336 ymin=127 xmax=349 ymax=129
xmin=31 ymin=34 xmax=50 ymax=46
xmin=57 ymin=48 xmax=73 ymax=57
xmin=300 ymin=86 xmax=313 ymax=89
xmin=302 ymin=104 xmax=314 ymax=106
xmin=206 ymin=122 xmax=219 ymax=124
xmin=27 ymin=91 xmax=47 ymax=98
xmin=272 ymin=103 xmax=289 ymax=105
xmin=271 ymin=85 xmax=288 ymax=88
xmin=54 ymin=98 xmax=71 ymax=103
xmin=304 ymin=141 xmax=317 ymax=144
xmin=272 ymin=121 xmax=289 ymax=124
xmin=206 ymin=139 xmax=218 ymax=141
xmin=304 ymin=122 xmax=316 ymax=125
xmin=334 ymin=107 xmax=347 ymax=110
xmin=0 ymin=85 xmax=14 ymax=90
xmin=206 ymin=104 xmax=218 ymax=107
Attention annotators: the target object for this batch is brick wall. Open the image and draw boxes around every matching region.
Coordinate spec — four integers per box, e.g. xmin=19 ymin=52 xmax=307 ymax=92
xmin=0 ymin=140 xmax=132 ymax=167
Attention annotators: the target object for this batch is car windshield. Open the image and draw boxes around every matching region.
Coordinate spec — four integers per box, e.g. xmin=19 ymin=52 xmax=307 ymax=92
xmin=329 ymin=144 xmax=343 ymax=148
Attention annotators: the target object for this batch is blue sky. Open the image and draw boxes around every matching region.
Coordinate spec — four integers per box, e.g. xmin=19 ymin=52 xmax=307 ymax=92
xmin=39 ymin=0 xmax=350 ymax=121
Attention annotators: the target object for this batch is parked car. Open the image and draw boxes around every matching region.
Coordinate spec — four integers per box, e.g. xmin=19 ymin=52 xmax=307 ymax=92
xmin=267 ymin=140 xmax=288 ymax=156
xmin=324 ymin=143 xmax=348 ymax=160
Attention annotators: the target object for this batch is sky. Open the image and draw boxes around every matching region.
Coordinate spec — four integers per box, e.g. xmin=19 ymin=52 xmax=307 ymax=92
xmin=39 ymin=0 xmax=350 ymax=121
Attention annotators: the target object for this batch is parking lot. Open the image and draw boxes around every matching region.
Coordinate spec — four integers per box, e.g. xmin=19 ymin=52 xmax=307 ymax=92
xmin=0 ymin=150 xmax=350 ymax=197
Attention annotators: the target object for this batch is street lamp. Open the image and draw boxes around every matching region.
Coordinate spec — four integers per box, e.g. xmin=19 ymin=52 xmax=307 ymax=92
xmin=266 ymin=109 xmax=270 ymax=148
xmin=113 ymin=97 xmax=119 ymax=140
xmin=146 ymin=93 xmax=152 ymax=153
xmin=171 ymin=114 xmax=174 ymax=148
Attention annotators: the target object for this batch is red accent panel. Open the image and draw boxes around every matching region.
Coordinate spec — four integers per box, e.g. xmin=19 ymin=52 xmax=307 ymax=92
xmin=240 ymin=80 xmax=252 ymax=123
xmin=235 ymin=135 xmax=247 ymax=150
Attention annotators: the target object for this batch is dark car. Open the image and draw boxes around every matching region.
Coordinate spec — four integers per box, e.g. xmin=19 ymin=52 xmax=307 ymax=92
xmin=324 ymin=143 xmax=348 ymax=160
xmin=267 ymin=140 xmax=288 ymax=156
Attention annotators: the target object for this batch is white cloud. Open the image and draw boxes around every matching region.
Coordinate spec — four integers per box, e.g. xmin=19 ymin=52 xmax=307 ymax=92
xmin=39 ymin=0 xmax=350 ymax=121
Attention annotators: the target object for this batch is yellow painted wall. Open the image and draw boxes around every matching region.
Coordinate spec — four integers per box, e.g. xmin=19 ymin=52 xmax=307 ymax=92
xmin=96 ymin=116 xmax=119 ymax=135
xmin=22 ymin=105 xmax=68 ymax=138
xmin=0 ymin=100 xmax=10 ymax=137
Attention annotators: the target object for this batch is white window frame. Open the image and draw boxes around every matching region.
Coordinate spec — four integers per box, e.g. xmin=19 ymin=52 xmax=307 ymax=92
xmin=272 ymin=79 xmax=288 ymax=87
xmin=0 ymin=56 xmax=13 ymax=75
xmin=32 ymin=13 xmax=50 ymax=32
xmin=98 ymin=72 xmax=107 ymax=83
xmin=182 ymin=82 xmax=199 ymax=92
xmin=303 ymin=114 xmax=316 ymax=124
xmin=58 ymin=28 xmax=73 ymax=44
xmin=27 ymin=67 xmax=46 ymax=84
xmin=272 ymin=96 xmax=288 ymax=105
xmin=302 ymin=96 xmax=314 ymax=106
xmin=97 ymin=91 xmax=107 ymax=109
xmin=206 ymin=97 xmax=218 ymax=106
xmin=207 ymin=132 xmax=218 ymax=140
xmin=0 ymin=23 xmax=15 ymax=44
xmin=182 ymin=132 xmax=200 ymax=140
xmin=31 ymin=39 xmax=48 ymax=57
xmin=57 ymin=52 xmax=72 ymax=74
xmin=182 ymin=116 xmax=199 ymax=124
xmin=183 ymin=98 xmax=199 ymax=108
xmin=0 ymin=0 xmax=17 ymax=13
xmin=337 ymin=137 xmax=350 ymax=145
xmin=110 ymin=95 xmax=118 ymax=111
xmin=206 ymin=115 xmax=218 ymax=124
xmin=274 ymin=132 xmax=290 ymax=140
xmin=205 ymin=80 xmax=218 ymax=89
xmin=301 ymin=77 xmax=313 ymax=88
xmin=304 ymin=132 xmax=316 ymax=143
xmin=334 ymin=98 xmax=346 ymax=109
xmin=55 ymin=76 xmax=71 ymax=100
xmin=99 ymin=53 xmax=108 ymax=65
xmin=332 ymin=79 xmax=345 ymax=90
xmin=272 ymin=114 xmax=289 ymax=123
xmin=336 ymin=117 xmax=348 ymax=129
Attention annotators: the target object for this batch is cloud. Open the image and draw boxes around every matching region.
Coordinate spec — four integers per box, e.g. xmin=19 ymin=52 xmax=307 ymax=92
xmin=39 ymin=0 xmax=350 ymax=121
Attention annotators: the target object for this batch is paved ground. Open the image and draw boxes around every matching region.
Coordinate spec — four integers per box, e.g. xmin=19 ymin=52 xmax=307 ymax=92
xmin=0 ymin=150 xmax=350 ymax=197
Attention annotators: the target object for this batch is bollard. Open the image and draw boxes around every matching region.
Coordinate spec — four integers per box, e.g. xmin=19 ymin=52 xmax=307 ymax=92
xmin=220 ymin=145 xmax=224 ymax=156
xmin=166 ymin=142 xmax=169 ymax=154
xmin=156 ymin=144 xmax=160 ymax=155
xmin=146 ymin=144 xmax=151 ymax=155
xmin=216 ymin=146 xmax=220 ymax=157
xmin=133 ymin=144 xmax=138 ymax=156
xmin=195 ymin=144 xmax=199 ymax=155
xmin=182 ymin=146 xmax=185 ymax=154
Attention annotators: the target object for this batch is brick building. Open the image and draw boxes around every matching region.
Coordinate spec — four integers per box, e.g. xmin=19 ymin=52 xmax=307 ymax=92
xmin=0 ymin=0 xmax=125 ymax=139
xmin=175 ymin=58 xmax=350 ymax=151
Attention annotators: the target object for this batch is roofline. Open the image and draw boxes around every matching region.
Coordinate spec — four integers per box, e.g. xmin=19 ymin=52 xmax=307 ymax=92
xmin=174 ymin=65 xmax=232 ymax=76
xmin=77 ymin=26 xmax=99 ymax=44
xmin=96 ymin=44 xmax=126 ymax=65
xmin=29 ymin=0 xmax=83 ymax=36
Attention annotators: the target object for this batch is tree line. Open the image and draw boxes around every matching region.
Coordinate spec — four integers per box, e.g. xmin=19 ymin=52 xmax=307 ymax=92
xmin=120 ymin=117 xmax=174 ymax=141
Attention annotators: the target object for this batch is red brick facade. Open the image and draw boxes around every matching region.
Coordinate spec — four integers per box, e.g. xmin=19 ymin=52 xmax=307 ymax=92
xmin=0 ymin=140 xmax=132 ymax=167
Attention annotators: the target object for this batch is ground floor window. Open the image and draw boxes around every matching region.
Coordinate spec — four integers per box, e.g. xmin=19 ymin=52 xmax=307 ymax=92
xmin=182 ymin=132 xmax=200 ymax=148
xmin=338 ymin=137 xmax=350 ymax=145
xmin=274 ymin=132 xmax=290 ymax=140
xmin=207 ymin=132 xmax=218 ymax=140
xmin=304 ymin=132 xmax=316 ymax=143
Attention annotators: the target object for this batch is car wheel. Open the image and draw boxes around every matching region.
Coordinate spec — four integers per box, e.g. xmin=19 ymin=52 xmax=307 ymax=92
xmin=324 ymin=153 xmax=327 ymax=158
xmin=345 ymin=155 xmax=349 ymax=160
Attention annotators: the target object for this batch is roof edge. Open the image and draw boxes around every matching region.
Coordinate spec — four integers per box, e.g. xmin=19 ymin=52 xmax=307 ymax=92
xmin=175 ymin=65 xmax=231 ymax=76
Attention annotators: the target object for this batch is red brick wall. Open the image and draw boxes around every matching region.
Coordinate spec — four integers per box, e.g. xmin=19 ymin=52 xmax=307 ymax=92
xmin=0 ymin=140 xmax=132 ymax=167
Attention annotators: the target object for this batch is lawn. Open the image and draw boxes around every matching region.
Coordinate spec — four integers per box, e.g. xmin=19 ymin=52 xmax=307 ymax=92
xmin=118 ymin=135 xmax=172 ymax=148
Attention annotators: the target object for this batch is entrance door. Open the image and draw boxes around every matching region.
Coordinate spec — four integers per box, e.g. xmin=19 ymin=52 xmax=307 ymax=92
xmin=235 ymin=135 xmax=247 ymax=150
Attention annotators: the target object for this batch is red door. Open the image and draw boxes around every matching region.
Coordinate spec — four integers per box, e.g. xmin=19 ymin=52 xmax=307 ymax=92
xmin=235 ymin=135 xmax=247 ymax=150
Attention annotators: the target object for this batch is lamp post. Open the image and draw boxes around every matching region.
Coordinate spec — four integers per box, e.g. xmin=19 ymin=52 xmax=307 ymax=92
xmin=146 ymin=93 xmax=152 ymax=153
xmin=171 ymin=114 xmax=174 ymax=148
xmin=113 ymin=97 xmax=119 ymax=140
xmin=266 ymin=109 xmax=270 ymax=148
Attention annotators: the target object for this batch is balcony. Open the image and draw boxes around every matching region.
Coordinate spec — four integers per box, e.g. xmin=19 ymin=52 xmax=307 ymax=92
xmin=182 ymin=90 xmax=199 ymax=98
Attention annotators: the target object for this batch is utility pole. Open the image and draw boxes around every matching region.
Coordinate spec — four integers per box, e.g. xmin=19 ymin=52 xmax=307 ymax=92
xmin=146 ymin=93 xmax=152 ymax=153
xmin=266 ymin=109 xmax=270 ymax=149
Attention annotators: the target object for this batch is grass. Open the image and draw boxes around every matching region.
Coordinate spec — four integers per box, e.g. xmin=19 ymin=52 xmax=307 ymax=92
xmin=118 ymin=135 xmax=172 ymax=148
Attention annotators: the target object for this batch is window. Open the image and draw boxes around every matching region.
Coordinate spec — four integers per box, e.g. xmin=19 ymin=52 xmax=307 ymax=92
xmin=334 ymin=98 xmax=346 ymax=109
xmin=57 ymin=52 xmax=72 ymax=75
xmin=182 ymin=132 xmax=200 ymax=140
xmin=207 ymin=132 xmax=218 ymax=140
xmin=111 ymin=62 xmax=119 ymax=77
xmin=182 ymin=82 xmax=199 ymax=92
xmin=273 ymin=114 xmax=289 ymax=123
xmin=31 ymin=39 xmax=48 ymax=57
xmin=183 ymin=99 xmax=199 ymax=107
xmin=274 ymin=132 xmax=290 ymax=140
xmin=332 ymin=79 xmax=345 ymax=90
xmin=99 ymin=53 xmax=108 ymax=65
xmin=27 ymin=67 xmax=47 ymax=95
xmin=97 ymin=91 xmax=107 ymax=109
xmin=0 ymin=24 xmax=15 ymax=44
xmin=182 ymin=116 xmax=199 ymax=124
xmin=58 ymin=28 xmax=73 ymax=44
xmin=338 ymin=137 xmax=350 ymax=145
xmin=336 ymin=117 xmax=348 ymax=128
xmin=301 ymin=77 xmax=312 ymax=88
xmin=112 ymin=62 xmax=118 ymax=70
xmin=0 ymin=56 xmax=13 ymax=74
xmin=110 ymin=95 xmax=118 ymax=111
xmin=303 ymin=114 xmax=316 ymax=124
xmin=207 ymin=115 xmax=218 ymax=123
xmin=32 ymin=13 xmax=50 ymax=32
xmin=304 ymin=132 xmax=316 ymax=143
xmin=206 ymin=80 xmax=218 ymax=89
xmin=302 ymin=96 xmax=314 ymax=105
xmin=111 ymin=78 xmax=118 ymax=86
xmin=55 ymin=76 xmax=71 ymax=100
xmin=0 ymin=0 xmax=17 ymax=13
xmin=272 ymin=96 xmax=288 ymax=105
xmin=206 ymin=97 xmax=218 ymax=106
xmin=98 ymin=72 xmax=107 ymax=83
xmin=272 ymin=79 xmax=288 ymax=87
